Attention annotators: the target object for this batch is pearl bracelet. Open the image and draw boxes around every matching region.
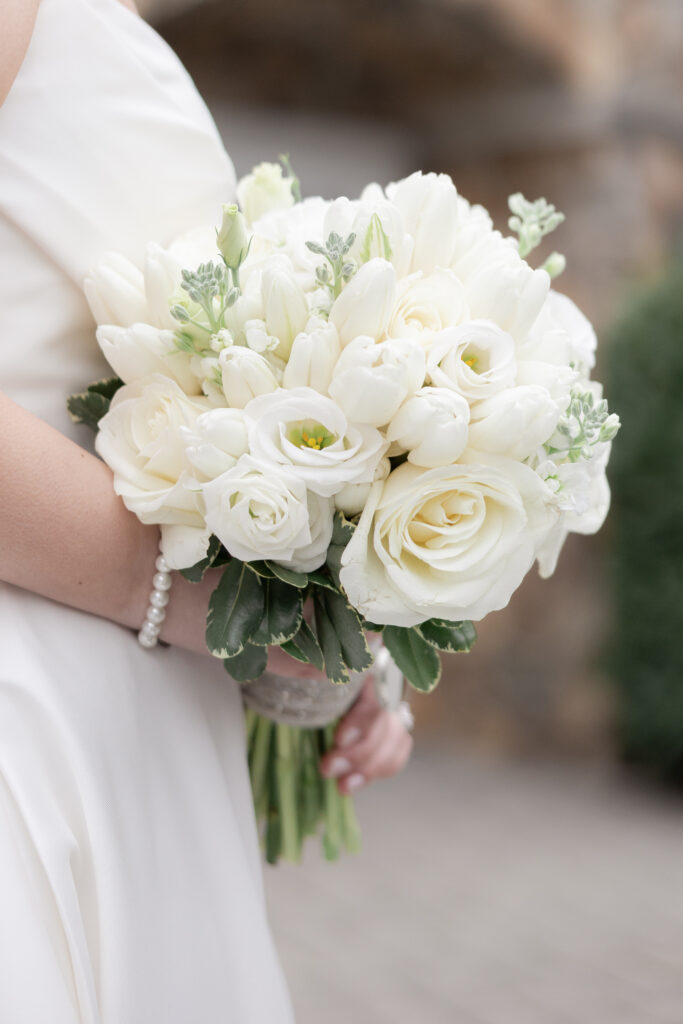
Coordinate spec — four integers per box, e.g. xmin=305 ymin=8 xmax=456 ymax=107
xmin=138 ymin=551 xmax=173 ymax=649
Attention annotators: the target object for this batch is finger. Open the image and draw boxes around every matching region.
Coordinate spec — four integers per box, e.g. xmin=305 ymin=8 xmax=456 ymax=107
xmin=320 ymin=707 xmax=389 ymax=780
xmin=333 ymin=677 xmax=380 ymax=750
xmin=337 ymin=729 xmax=413 ymax=795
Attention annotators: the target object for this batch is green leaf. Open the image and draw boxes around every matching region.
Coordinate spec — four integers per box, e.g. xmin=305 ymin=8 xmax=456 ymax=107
xmin=179 ymin=535 xmax=223 ymax=582
xmin=246 ymin=560 xmax=277 ymax=579
xmin=313 ymin=596 xmax=349 ymax=684
xmin=281 ymin=619 xmax=325 ymax=671
xmin=325 ymin=511 xmax=356 ymax=588
xmin=206 ymin=560 xmax=264 ymax=658
xmin=383 ymin=625 xmax=441 ymax=693
xmin=417 ymin=618 xmax=477 ymax=653
xmin=306 ymin=569 xmax=339 ymax=592
xmin=361 ymin=620 xmax=385 ymax=632
xmin=265 ymin=561 xmax=308 ymax=588
xmin=320 ymin=590 xmax=372 ymax=673
xmin=67 ymin=377 xmax=124 ymax=432
xmin=251 ymin=578 xmax=303 ymax=646
xmin=87 ymin=377 xmax=124 ymax=401
xmin=223 ymin=643 xmax=268 ymax=682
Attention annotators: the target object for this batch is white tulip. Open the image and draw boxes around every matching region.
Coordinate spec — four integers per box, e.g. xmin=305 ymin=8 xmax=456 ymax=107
xmin=386 ymin=387 xmax=470 ymax=467
xmin=339 ymin=460 xmax=542 ymax=626
xmin=427 ymin=321 xmax=516 ymax=402
xmin=262 ymin=267 xmax=309 ymax=360
xmin=244 ymin=386 xmax=387 ymax=497
xmin=323 ymin=196 xmax=407 ymax=268
xmin=328 ymin=335 xmax=426 ymax=427
xmin=95 ymin=323 xmax=200 ymax=394
xmin=84 ymin=252 xmax=147 ymax=326
xmin=237 ymin=162 xmax=295 ymax=224
xmin=329 ymin=258 xmax=396 ymax=346
xmin=334 ymin=456 xmax=391 ymax=517
xmin=465 ymin=254 xmax=550 ymax=342
xmin=181 ymin=408 xmax=249 ymax=481
xmin=282 ymin=320 xmax=341 ymax=393
xmin=203 ymin=455 xmax=333 ymax=572
xmin=219 ymin=347 xmax=279 ymax=408
xmin=467 ymin=385 xmax=560 ymax=460
xmin=386 ymin=171 xmax=460 ymax=273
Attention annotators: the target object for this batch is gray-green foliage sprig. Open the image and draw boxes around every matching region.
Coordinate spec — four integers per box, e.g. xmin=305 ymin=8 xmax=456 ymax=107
xmin=545 ymin=387 xmax=620 ymax=464
xmin=170 ymin=260 xmax=241 ymax=355
xmin=508 ymin=192 xmax=566 ymax=277
xmin=306 ymin=232 xmax=357 ymax=299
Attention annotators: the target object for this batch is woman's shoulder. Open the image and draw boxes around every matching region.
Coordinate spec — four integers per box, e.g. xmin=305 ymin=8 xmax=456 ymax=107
xmin=0 ymin=0 xmax=41 ymax=106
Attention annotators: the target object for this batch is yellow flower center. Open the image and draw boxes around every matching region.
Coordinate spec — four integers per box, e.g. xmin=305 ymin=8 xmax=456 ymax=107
xmin=287 ymin=420 xmax=338 ymax=451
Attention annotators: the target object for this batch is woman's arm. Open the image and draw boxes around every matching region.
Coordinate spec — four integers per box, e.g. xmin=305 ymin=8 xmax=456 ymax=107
xmin=0 ymin=0 xmax=40 ymax=106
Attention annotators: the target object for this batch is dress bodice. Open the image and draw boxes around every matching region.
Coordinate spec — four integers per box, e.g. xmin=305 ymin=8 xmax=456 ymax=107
xmin=0 ymin=0 xmax=236 ymax=440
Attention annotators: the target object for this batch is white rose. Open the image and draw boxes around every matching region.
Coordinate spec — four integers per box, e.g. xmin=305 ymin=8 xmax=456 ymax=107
xmin=386 ymin=171 xmax=460 ymax=273
xmin=427 ymin=321 xmax=516 ymax=402
xmin=329 ymin=258 xmax=396 ymax=346
xmin=237 ymin=162 xmax=295 ymax=224
xmin=180 ymin=408 xmax=249 ymax=481
xmin=328 ymin=335 xmax=426 ymax=428
xmin=202 ymin=455 xmax=333 ymax=572
xmin=244 ymin=386 xmax=387 ymax=497
xmin=282 ymin=320 xmax=341 ymax=393
xmin=386 ymin=387 xmax=470 ymax=467
xmin=339 ymin=461 xmax=540 ymax=626
xmin=95 ymin=323 xmax=201 ymax=395
xmin=219 ymin=346 xmax=279 ymax=408
xmin=386 ymin=269 xmax=468 ymax=351
xmin=334 ymin=456 xmax=391 ymax=517
xmin=520 ymin=289 xmax=597 ymax=372
xmin=467 ymin=385 xmax=560 ymax=461
xmin=262 ymin=267 xmax=309 ymax=360
xmin=95 ymin=375 xmax=211 ymax=526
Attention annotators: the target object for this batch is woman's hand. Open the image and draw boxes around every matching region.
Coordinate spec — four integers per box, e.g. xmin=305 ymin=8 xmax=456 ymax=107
xmin=319 ymin=674 xmax=413 ymax=795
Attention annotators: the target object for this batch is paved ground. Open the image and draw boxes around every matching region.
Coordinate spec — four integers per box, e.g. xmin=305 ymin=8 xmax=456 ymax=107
xmin=264 ymin=747 xmax=683 ymax=1024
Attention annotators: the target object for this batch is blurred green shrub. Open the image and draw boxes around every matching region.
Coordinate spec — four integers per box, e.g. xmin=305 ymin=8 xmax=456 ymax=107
xmin=605 ymin=260 xmax=683 ymax=780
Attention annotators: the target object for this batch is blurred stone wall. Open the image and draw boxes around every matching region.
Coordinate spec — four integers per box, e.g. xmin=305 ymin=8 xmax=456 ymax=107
xmin=155 ymin=0 xmax=683 ymax=756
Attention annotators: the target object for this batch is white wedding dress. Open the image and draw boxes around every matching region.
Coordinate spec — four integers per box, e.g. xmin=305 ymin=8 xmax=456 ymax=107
xmin=0 ymin=1 xmax=295 ymax=1020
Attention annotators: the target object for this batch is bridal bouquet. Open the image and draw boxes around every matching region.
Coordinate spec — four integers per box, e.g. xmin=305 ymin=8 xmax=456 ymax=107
xmin=71 ymin=160 xmax=619 ymax=862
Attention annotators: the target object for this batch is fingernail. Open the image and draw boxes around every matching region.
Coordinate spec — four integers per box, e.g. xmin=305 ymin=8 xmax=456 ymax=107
xmin=338 ymin=727 xmax=361 ymax=749
xmin=346 ymin=773 xmax=365 ymax=793
xmin=325 ymin=756 xmax=351 ymax=778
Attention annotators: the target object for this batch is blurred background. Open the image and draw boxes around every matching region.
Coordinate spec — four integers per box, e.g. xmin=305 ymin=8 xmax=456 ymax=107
xmin=144 ymin=0 xmax=683 ymax=1020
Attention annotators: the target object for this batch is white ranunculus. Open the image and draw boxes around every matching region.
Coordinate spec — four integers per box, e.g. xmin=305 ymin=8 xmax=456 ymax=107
xmin=237 ymin=162 xmax=295 ymax=224
xmin=180 ymin=408 xmax=249 ymax=481
xmin=386 ymin=269 xmax=468 ymax=351
xmin=84 ymin=253 xmax=148 ymax=327
xmin=282 ymin=320 xmax=341 ymax=393
xmin=202 ymin=455 xmax=333 ymax=572
xmin=467 ymin=385 xmax=560 ymax=460
xmin=386 ymin=387 xmax=470 ymax=467
xmin=95 ymin=375 xmax=211 ymax=528
xmin=96 ymin=323 xmax=201 ymax=394
xmin=219 ymin=346 xmax=279 ymax=408
xmin=386 ymin=171 xmax=459 ymax=274
xmin=329 ymin=258 xmax=396 ymax=346
xmin=244 ymin=386 xmax=387 ymax=497
xmin=427 ymin=321 xmax=516 ymax=402
xmin=261 ymin=267 xmax=309 ymax=360
xmin=339 ymin=461 xmax=540 ymax=626
xmin=328 ymin=335 xmax=426 ymax=428
xmin=334 ymin=456 xmax=391 ymax=517
xmin=520 ymin=289 xmax=597 ymax=371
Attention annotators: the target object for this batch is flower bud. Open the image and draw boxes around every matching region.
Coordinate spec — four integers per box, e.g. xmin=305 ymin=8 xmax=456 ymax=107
xmin=237 ymin=162 xmax=295 ymax=224
xmin=216 ymin=203 xmax=250 ymax=270
xmin=329 ymin=258 xmax=396 ymax=346
xmin=386 ymin=387 xmax=470 ymax=468
xmin=219 ymin=346 xmax=279 ymax=409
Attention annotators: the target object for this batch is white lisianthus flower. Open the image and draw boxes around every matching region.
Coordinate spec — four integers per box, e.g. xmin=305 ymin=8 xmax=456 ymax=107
xmin=244 ymin=386 xmax=387 ymax=497
xmin=520 ymin=289 xmax=597 ymax=372
xmin=339 ymin=461 xmax=540 ymax=626
xmin=467 ymin=385 xmax=560 ymax=461
xmin=386 ymin=171 xmax=460 ymax=274
xmin=386 ymin=387 xmax=470 ymax=467
xmin=329 ymin=258 xmax=396 ymax=346
xmin=95 ymin=323 xmax=201 ymax=395
xmin=427 ymin=321 xmax=516 ymax=402
xmin=283 ymin=320 xmax=341 ymax=394
xmin=261 ymin=267 xmax=309 ymax=360
xmin=386 ymin=268 xmax=468 ymax=351
xmin=95 ymin=376 xmax=212 ymax=567
xmin=328 ymin=335 xmax=426 ymax=428
xmin=237 ymin=162 xmax=295 ymax=224
xmin=535 ymin=454 xmax=611 ymax=578
xmin=180 ymin=408 xmax=249 ymax=481
xmin=334 ymin=456 xmax=391 ymax=517
xmin=219 ymin=347 xmax=279 ymax=408
xmin=202 ymin=455 xmax=333 ymax=572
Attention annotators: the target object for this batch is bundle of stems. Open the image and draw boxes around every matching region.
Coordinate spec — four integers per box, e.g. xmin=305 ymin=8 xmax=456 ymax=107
xmin=245 ymin=708 xmax=361 ymax=864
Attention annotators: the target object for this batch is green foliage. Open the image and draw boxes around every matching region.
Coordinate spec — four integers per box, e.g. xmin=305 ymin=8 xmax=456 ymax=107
xmin=383 ymin=625 xmax=442 ymax=693
xmin=605 ymin=261 xmax=683 ymax=780
xmin=67 ymin=377 xmax=123 ymax=431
